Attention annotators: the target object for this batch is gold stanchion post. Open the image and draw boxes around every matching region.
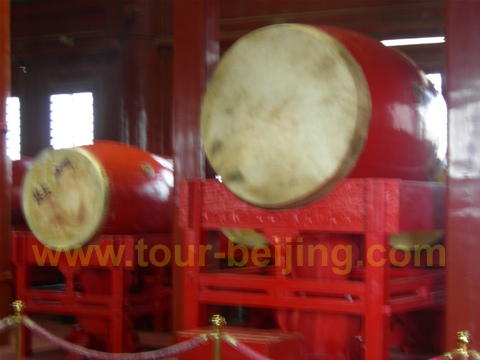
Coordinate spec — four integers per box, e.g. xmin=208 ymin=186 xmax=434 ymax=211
xmin=12 ymin=301 xmax=25 ymax=360
xmin=457 ymin=331 xmax=471 ymax=360
xmin=441 ymin=330 xmax=480 ymax=359
xmin=210 ymin=315 xmax=226 ymax=360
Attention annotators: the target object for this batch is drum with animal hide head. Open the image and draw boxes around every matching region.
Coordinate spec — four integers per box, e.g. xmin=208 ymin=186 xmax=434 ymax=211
xmin=201 ymin=24 xmax=447 ymax=209
xmin=22 ymin=141 xmax=173 ymax=250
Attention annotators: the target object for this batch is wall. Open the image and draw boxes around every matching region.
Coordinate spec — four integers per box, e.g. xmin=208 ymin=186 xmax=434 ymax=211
xmin=446 ymin=0 xmax=480 ymax=351
xmin=11 ymin=0 xmax=173 ymax=156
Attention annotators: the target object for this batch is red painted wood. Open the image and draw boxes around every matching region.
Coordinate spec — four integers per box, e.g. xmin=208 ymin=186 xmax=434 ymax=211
xmin=445 ymin=0 xmax=480 ymax=352
xmin=172 ymin=0 xmax=219 ymax=332
xmin=364 ymin=180 xmax=390 ymax=360
xmin=0 ymin=0 xmax=11 ymax=345
xmin=218 ymin=1 xmax=446 ymax=83
xmin=11 ymin=232 xmax=172 ymax=353
xmin=10 ymin=157 xmax=33 ymax=224
xmin=121 ymin=0 xmax=170 ymax=154
xmin=72 ymin=141 xmax=174 ymax=236
xmin=178 ymin=178 xmax=445 ymax=360
xmin=312 ymin=27 xmax=445 ymax=184
xmin=178 ymin=179 xmax=445 ymax=234
xmin=177 ymin=326 xmax=305 ymax=360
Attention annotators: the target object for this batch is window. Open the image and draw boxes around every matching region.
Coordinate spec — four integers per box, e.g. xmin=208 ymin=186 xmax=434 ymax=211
xmin=6 ymin=97 xmax=21 ymax=161
xmin=426 ymin=73 xmax=442 ymax=94
xmin=50 ymin=92 xmax=94 ymax=150
xmin=381 ymin=37 xmax=444 ymax=47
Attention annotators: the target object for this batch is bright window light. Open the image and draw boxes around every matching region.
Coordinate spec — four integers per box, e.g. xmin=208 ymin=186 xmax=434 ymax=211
xmin=50 ymin=92 xmax=94 ymax=150
xmin=6 ymin=97 xmax=21 ymax=161
xmin=381 ymin=37 xmax=445 ymax=47
xmin=426 ymin=73 xmax=442 ymax=94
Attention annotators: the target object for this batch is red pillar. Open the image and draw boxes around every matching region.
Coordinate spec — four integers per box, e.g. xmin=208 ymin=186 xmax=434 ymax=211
xmin=0 ymin=0 xmax=11 ymax=345
xmin=121 ymin=0 xmax=172 ymax=155
xmin=446 ymin=0 xmax=480 ymax=351
xmin=172 ymin=0 xmax=218 ymax=331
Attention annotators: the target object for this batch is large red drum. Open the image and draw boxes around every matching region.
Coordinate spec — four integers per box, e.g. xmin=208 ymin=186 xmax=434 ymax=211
xmin=201 ymin=24 xmax=447 ymax=209
xmin=22 ymin=141 xmax=174 ymax=249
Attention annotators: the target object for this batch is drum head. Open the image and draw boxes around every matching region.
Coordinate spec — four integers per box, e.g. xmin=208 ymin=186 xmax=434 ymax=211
xmin=201 ymin=24 xmax=371 ymax=208
xmin=222 ymin=229 xmax=269 ymax=248
xmin=22 ymin=147 xmax=109 ymax=250
xmin=390 ymin=230 xmax=444 ymax=249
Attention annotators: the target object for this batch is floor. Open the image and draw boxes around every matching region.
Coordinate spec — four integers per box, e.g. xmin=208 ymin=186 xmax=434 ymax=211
xmin=0 ymin=315 xmax=176 ymax=360
xmin=0 ymin=316 xmax=441 ymax=360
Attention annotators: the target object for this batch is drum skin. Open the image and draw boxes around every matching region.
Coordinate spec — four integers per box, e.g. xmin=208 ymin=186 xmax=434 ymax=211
xmin=22 ymin=141 xmax=174 ymax=249
xmin=201 ymin=24 xmax=447 ymax=209
xmin=10 ymin=157 xmax=33 ymax=224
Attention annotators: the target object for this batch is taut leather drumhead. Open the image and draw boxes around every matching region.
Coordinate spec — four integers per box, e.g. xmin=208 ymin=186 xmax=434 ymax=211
xmin=22 ymin=147 xmax=109 ymax=250
xmin=390 ymin=230 xmax=444 ymax=249
xmin=201 ymin=24 xmax=371 ymax=208
xmin=222 ymin=229 xmax=269 ymax=248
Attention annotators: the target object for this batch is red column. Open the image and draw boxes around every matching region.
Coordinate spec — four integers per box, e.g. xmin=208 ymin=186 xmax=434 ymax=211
xmin=0 ymin=0 xmax=11 ymax=345
xmin=172 ymin=0 xmax=219 ymax=331
xmin=120 ymin=0 xmax=171 ymax=155
xmin=364 ymin=180 xmax=390 ymax=360
xmin=446 ymin=0 xmax=480 ymax=351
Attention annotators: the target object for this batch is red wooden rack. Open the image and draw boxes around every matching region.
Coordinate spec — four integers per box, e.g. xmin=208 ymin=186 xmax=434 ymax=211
xmin=177 ymin=178 xmax=445 ymax=360
xmin=11 ymin=232 xmax=172 ymax=354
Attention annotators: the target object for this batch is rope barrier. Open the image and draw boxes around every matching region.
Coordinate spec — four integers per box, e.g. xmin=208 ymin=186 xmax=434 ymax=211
xmin=0 ymin=316 xmax=16 ymax=333
xmin=2 ymin=308 xmax=272 ymax=360
xmin=222 ymin=333 xmax=273 ymax=360
xmin=7 ymin=301 xmax=478 ymax=360
xmin=22 ymin=316 xmax=208 ymax=360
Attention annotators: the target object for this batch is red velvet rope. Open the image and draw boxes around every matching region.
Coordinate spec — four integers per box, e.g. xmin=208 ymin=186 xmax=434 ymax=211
xmin=222 ymin=334 xmax=273 ymax=360
xmin=0 ymin=316 xmax=15 ymax=333
xmin=23 ymin=316 xmax=208 ymax=360
xmin=19 ymin=315 xmax=463 ymax=360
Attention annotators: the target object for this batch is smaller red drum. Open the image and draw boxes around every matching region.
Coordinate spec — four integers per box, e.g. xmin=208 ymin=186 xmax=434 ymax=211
xmin=22 ymin=141 xmax=174 ymax=250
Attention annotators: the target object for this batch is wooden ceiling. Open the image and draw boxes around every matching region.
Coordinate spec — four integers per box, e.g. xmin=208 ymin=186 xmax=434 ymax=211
xmin=218 ymin=1 xmax=446 ymax=73
xmin=219 ymin=1 xmax=445 ymax=40
xmin=10 ymin=0 xmax=445 ymax=73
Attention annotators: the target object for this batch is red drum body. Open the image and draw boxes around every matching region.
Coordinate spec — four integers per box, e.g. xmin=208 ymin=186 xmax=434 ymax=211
xmin=327 ymin=26 xmax=446 ymax=182
xmin=10 ymin=157 xmax=33 ymax=224
xmin=22 ymin=141 xmax=174 ymax=249
xmin=201 ymin=24 xmax=447 ymax=209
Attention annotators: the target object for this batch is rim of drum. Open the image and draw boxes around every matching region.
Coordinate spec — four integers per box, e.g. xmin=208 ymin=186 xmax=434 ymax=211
xmin=201 ymin=24 xmax=372 ymax=209
xmin=22 ymin=147 xmax=109 ymax=251
xmin=221 ymin=229 xmax=270 ymax=248
xmin=390 ymin=230 xmax=444 ymax=250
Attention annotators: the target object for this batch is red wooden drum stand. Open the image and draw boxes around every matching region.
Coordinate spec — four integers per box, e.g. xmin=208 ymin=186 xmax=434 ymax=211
xmin=12 ymin=232 xmax=172 ymax=354
xmin=177 ymin=178 xmax=445 ymax=360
